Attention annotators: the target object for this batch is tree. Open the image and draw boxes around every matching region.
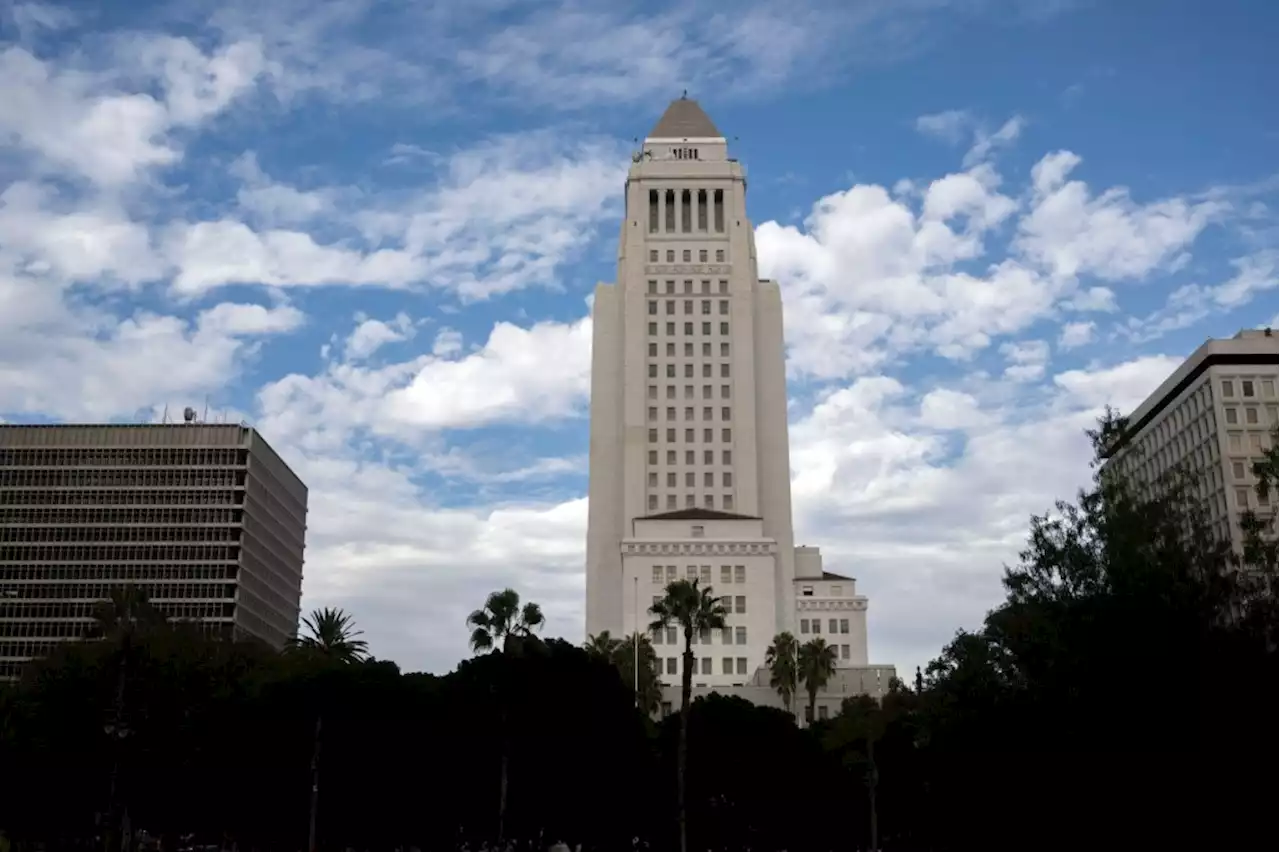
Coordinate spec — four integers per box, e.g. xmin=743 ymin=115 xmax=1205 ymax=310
xmin=798 ymin=638 xmax=838 ymax=724
xmin=587 ymin=631 xmax=662 ymax=715
xmin=765 ymin=631 xmax=799 ymax=719
xmin=293 ymin=608 xmax=369 ymax=663
xmin=648 ymin=579 xmax=727 ymax=852
xmin=584 ymin=630 xmax=624 ymax=660
xmin=467 ymin=589 xmax=545 ymax=655
xmin=465 ymin=588 xmax=545 ymax=842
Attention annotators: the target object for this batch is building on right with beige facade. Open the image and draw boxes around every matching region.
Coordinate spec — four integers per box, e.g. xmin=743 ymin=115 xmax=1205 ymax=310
xmin=1102 ymin=328 xmax=1279 ymax=553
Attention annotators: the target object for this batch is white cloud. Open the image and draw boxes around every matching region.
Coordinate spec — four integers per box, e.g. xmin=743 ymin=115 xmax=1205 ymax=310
xmin=344 ymin=313 xmax=415 ymax=361
xmin=1121 ymin=249 xmax=1279 ymax=343
xmin=914 ymin=110 xmax=1025 ymax=166
xmin=1058 ymin=320 xmax=1094 ymax=350
xmin=914 ymin=109 xmax=970 ymax=144
xmin=963 ymin=115 xmax=1025 ymax=167
xmin=1017 ymin=150 xmax=1227 ymax=281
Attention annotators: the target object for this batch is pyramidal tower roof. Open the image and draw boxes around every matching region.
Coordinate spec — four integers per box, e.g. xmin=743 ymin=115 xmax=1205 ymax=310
xmin=647 ymin=93 xmax=722 ymax=139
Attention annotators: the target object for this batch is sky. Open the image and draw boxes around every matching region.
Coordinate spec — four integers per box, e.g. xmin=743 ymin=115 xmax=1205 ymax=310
xmin=1 ymin=0 xmax=1276 ymax=680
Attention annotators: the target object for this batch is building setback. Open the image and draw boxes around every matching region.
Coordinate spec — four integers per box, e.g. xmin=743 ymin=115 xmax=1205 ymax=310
xmin=1103 ymin=328 xmax=1279 ymax=554
xmin=585 ymin=96 xmax=894 ymax=718
xmin=0 ymin=422 xmax=308 ymax=680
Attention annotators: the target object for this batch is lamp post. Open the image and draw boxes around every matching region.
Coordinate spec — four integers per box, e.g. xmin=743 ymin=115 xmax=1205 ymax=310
xmin=633 ymin=576 xmax=640 ymax=708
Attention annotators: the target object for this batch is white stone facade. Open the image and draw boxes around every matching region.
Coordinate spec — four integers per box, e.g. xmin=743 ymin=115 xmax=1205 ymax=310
xmin=585 ymin=98 xmax=895 ymax=713
xmin=1104 ymin=328 xmax=1279 ymax=553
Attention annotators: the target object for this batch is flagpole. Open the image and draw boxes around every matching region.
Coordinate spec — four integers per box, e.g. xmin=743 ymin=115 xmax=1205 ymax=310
xmin=633 ymin=575 xmax=640 ymax=708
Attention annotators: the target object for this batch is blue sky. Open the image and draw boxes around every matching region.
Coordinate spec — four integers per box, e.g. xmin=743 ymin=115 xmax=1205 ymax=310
xmin=1 ymin=0 xmax=1276 ymax=677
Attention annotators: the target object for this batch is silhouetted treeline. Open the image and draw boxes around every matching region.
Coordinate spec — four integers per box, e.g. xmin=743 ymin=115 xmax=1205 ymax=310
xmin=1 ymin=415 xmax=1275 ymax=852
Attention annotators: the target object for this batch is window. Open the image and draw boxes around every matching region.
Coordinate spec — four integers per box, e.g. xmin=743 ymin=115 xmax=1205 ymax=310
xmin=715 ymin=249 xmax=725 ymax=262
xmin=648 ymin=494 xmax=658 ymax=510
xmin=719 ymin=279 xmax=728 ymax=293
xmin=722 ymin=428 xmax=732 ymax=442
xmin=722 ymin=657 xmax=733 ymax=674
xmin=648 ymin=450 xmax=657 ymax=464
xmin=719 ymin=300 xmax=729 ymax=315
xmin=666 ymin=251 xmax=675 ymax=263
xmin=701 ymin=280 xmax=710 ymax=294
xmin=704 ymin=494 xmax=714 ymax=508
xmin=735 ymin=626 xmax=747 ymax=645
xmin=665 ymin=279 xmax=675 ymax=293
xmin=841 ymin=644 xmax=850 ymax=660
xmin=688 ymin=450 xmax=697 ymax=464
xmin=1233 ymin=460 xmax=1246 ymax=479
xmin=648 ymin=322 xmax=657 ymax=335
xmin=736 ymin=657 xmax=747 ymax=675
xmin=648 ymin=300 xmax=657 ymax=315
xmin=665 ymin=428 xmax=675 ymax=442
xmin=703 ymin=385 xmax=712 ymax=399
xmin=1229 ymin=433 xmax=1242 ymax=451
xmin=1225 ymin=408 xmax=1238 ymax=424
xmin=652 ymin=566 xmax=663 ymax=583
xmin=667 ymin=658 xmax=678 ymax=675
xmin=722 ymin=407 xmax=731 ymax=421
xmin=666 ymin=322 xmax=675 ymax=334
xmin=667 ymin=386 xmax=676 ymax=400
xmin=720 ymin=594 xmax=731 ymax=611
xmin=667 ymin=300 xmax=677 ymax=315
xmin=669 ymin=342 xmax=678 ymax=357
xmin=720 ymin=322 xmax=729 ymax=335
xmin=684 ymin=322 xmax=694 ymax=335
xmin=818 ymin=705 xmax=829 ymax=720
xmin=701 ymin=322 xmax=711 ymax=335
xmin=702 ymin=364 xmax=712 ymax=377
xmin=723 ymin=494 xmax=733 ymax=509
xmin=684 ymin=406 xmax=693 ymax=421
xmin=723 ymin=472 xmax=733 ymax=487
xmin=683 ymin=300 xmax=692 ymax=315
xmin=685 ymin=428 xmax=695 ymax=442
xmin=801 ymin=585 xmax=814 ymax=597
xmin=1242 ymin=380 xmax=1255 ymax=397
xmin=720 ymin=363 xmax=730 ymax=377
xmin=667 ymin=495 xmax=677 ymax=509
xmin=734 ymin=565 xmax=745 ymax=583
xmin=683 ymin=249 xmax=691 ymax=262
xmin=698 ymin=249 xmax=708 ymax=262
xmin=648 ymin=385 xmax=657 ymax=399
xmin=1264 ymin=380 xmax=1275 ymax=397
xmin=723 ymin=450 xmax=732 ymax=464
xmin=1222 ymin=380 xmax=1235 ymax=397
xmin=721 ymin=385 xmax=731 ymax=399
xmin=840 ymin=618 xmax=849 ymax=634
xmin=667 ymin=566 xmax=677 ymax=580
xmin=704 ymin=472 xmax=713 ymax=486
xmin=684 ymin=280 xmax=693 ymax=294
xmin=703 ymin=428 xmax=713 ymax=442
xmin=734 ymin=595 xmax=746 ymax=614
xmin=648 ymin=428 xmax=657 ymax=443
xmin=702 ymin=342 xmax=711 ymax=356
xmin=691 ymin=525 xmax=705 ymax=538
xmin=667 ymin=472 xmax=676 ymax=487
xmin=684 ymin=364 xmax=694 ymax=378
xmin=661 ymin=701 xmax=673 ymax=717
xmin=701 ymin=657 xmax=711 ymax=675
xmin=652 ymin=628 xmax=663 ymax=644
xmin=648 ymin=406 xmax=657 ymax=421
xmin=666 ymin=626 xmax=676 ymax=644
xmin=648 ymin=471 xmax=658 ymax=486
xmin=686 ymin=342 xmax=695 ymax=356
xmin=800 ymin=619 xmax=810 ymax=634
xmin=1236 ymin=488 xmax=1249 ymax=507
xmin=1246 ymin=408 xmax=1259 ymax=424
xmin=721 ymin=565 xmax=731 ymax=584
xmin=701 ymin=300 xmax=711 ymax=315
xmin=805 ymin=706 xmax=814 ymax=722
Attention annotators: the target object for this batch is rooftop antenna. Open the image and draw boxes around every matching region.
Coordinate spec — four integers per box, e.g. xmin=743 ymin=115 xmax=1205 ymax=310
xmin=203 ymin=395 xmax=209 ymax=422
xmin=182 ymin=406 xmax=197 ymax=424
xmin=161 ymin=404 xmax=170 ymax=425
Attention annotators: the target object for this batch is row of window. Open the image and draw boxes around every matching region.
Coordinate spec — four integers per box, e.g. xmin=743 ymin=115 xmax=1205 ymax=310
xmin=0 ymin=526 xmax=241 ymax=543
xmin=0 ymin=564 xmax=233 ymax=582
xmin=649 ymin=406 xmax=733 ymax=423
xmin=800 ymin=617 xmax=852 ymax=635
xmin=651 ymin=564 xmax=747 ymax=585
xmin=648 ymin=449 xmax=733 ymax=467
xmin=650 ymin=593 xmax=748 ymax=614
xmin=652 ymin=625 xmax=750 ymax=646
xmin=649 ymin=494 xmax=735 ymax=511
xmin=647 ymin=249 xmax=726 ymax=265
xmin=662 ymin=656 xmax=749 ymax=676
xmin=0 ymin=470 xmax=245 ymax=488
xmin=0 ymin=448 xmax=246 ymax=467
xmin=648 ymin=189 xmax=725 ymax=233
xmin=649 ymin=384 xmax=732 ymax=402
xmin=649 ymin=279 xmax=729 ymax=296
xmin=651 ymin=341 xmax=732 ymax=360
xmin=648 ymin=428 xmax=733 ymax=444
xmin=649 ymin=471 xmax=734 ymax=488
xmin=0 ymin=545 xmax=238 ymax=563
xmin=648 ymin=321 xmax=730 ymax=337
xmin=1220 ymin=378 xmax=1275 ymax=399
xmin=648 ymin=363 xmax=732 ymax=381
xmin=649 ymin=299 xmax=730 ymax=316
xmin=1222 ymin=405 xmax=1277 ymax=427
xmin=0 ymin=507 xmax=243 ymax=525
xmin=0 ymin=489 xmax=243 ymax=507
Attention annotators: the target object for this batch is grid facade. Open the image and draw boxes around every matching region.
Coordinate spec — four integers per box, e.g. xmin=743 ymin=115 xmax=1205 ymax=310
xmin=0 ymin=423 xmax=308 ymax=680
xmin=1105 ymin=329 xmax=1279 ymax=554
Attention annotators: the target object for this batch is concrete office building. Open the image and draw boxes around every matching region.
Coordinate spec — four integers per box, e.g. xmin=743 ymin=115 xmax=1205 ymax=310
xmin=0 ymin=421 xmax=308 ymax=680
xmin=1103 ymin=328 xmax=1279 ymax=554
xmin=585 ymin=96 xmax=895 ymax=719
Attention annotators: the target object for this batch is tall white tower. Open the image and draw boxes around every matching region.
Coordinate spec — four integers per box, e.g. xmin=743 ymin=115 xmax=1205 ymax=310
xmin=584 ymin=96 xmax=800 ymax=687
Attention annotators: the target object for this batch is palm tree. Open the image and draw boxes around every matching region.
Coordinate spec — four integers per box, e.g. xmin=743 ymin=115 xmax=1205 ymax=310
xmin=294 ymin=607 xmax=369 ymax=663
xmin=798 ymin=637 xmax=839 ymax=725
xmin=649 ymin=578 xmax=728 ymax=852
xmin=584 ymin=630 xmax=624 ymax=660
xmin=90 ymin=586 xmax=166 ymax=852
xmin=466 ymin=588 xmax=545 ymax=843
xmin=586 ymin=630 xmax=663 ymax=715
xmin=765 ymin=631 xmax=800 ymax=719
xmin=467 ymin=588 xmax=545 ymax=655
